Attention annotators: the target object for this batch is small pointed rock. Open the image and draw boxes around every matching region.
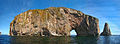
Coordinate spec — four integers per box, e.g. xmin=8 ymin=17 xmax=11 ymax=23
xmin=100 ymin=23 xmax=111 ymax=36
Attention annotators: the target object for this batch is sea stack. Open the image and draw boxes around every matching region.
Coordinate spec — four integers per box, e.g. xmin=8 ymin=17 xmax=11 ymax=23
xmin=9 ymin=7 xmax=100 ymax=36
xmin=100 ymin=23 xmax=111 ymax=36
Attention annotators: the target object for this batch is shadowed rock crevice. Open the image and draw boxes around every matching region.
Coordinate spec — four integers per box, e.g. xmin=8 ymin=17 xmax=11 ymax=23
xmin=10 ymin=7 xmax=100 ymax=36
xmin=42 ymin=28 xmax=51 ymax=36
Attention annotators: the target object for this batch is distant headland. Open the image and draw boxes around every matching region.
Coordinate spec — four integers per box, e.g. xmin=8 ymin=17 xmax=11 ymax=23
xmin=0 ymin=32 xmax=1 ymax=35
xmin=9 ymin=7 xmax=111 ymax=36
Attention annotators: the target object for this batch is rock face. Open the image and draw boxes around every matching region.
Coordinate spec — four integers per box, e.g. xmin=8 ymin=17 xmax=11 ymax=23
xmin=0 ymin=32 xmax=1 ymax=35
xmin=10 ymin=7 xmax=100 ymax=36
xmin=100 ymin=23 xmax=111 ymax=36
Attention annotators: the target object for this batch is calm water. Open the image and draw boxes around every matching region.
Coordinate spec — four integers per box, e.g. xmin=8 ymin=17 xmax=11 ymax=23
xmin=0 ymin=35 xmax=120 ymax=44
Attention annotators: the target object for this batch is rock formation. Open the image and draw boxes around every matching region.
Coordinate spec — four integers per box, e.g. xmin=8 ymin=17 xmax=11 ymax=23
xmin=9 ymin=7 xmax=100 ymax=36
xmin=0 ymin=32 xmax=1 ymax=35
xmin=100 ymin=23 xmax=111 ymax=36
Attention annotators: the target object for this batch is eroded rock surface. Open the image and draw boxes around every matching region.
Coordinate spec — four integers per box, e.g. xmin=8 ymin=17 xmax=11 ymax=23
xmin=10 ymin=7 xmax=100 ymax=36
xmin=0 ymin=32 xmax=1 ymax=35
xmin=100 ymin=23 xmax=111 ymax=36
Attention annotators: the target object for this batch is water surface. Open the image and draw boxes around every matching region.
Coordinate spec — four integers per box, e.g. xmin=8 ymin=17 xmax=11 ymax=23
xmin=0 ymin=35 xmax=120 ymax=44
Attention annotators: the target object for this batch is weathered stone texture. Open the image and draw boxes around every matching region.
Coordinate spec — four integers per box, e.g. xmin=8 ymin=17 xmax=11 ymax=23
xmin=10 ymin=7 xmax=100 ymax=36
xmin=100 ymin=23 xmax=111 ymax=36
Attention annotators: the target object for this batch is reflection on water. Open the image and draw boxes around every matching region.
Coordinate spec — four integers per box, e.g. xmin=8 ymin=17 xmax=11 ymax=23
xmin=72 ymin=36 xmax=98 ymax=44
xmin=0 ymin=35 xmax=120 ymax=44
xmin=10 ymin=36 xmax=71 ymax=44
xmin=98 ymin=36 xmax=120 ymax=44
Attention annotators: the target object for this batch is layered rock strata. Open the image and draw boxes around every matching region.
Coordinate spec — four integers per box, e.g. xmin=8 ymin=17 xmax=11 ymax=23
xmin=10 ymin=7 xmax=100 ymax=36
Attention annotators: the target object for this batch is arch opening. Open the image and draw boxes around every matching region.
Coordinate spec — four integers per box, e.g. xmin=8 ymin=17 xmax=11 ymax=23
xmin=70 ymin=30 xmax=77 ymax=36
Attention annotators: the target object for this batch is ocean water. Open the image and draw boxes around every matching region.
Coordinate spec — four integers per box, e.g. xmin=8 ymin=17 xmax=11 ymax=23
xmin=0 ymin=35 xmax=120 ymax=44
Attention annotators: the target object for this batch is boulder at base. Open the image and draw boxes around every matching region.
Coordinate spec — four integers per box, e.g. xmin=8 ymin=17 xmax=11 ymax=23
xmin=10 ymin=7 xmax=100 ymax=36
xmin=100 ymin=23 xmax=111 ymax=36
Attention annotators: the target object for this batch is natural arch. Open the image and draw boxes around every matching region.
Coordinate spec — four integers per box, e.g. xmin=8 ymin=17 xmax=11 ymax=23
xmin=9 ymin=7 xmax=100 ymax=36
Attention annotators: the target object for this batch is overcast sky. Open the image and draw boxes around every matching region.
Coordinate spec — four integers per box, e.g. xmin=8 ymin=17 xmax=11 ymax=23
xmin=0 ymin=0 xmax=120 ymax=35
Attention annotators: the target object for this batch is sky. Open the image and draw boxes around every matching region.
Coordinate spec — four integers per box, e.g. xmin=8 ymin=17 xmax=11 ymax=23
xmin=0 ymin=0 xmax=120 ymax=35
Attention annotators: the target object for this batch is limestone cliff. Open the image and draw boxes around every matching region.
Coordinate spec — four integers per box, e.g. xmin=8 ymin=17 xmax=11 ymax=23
xmin=100 ymin=23 xmax=111 ymax=36
xmin=10 ymin=7 xmax=100 ymax=36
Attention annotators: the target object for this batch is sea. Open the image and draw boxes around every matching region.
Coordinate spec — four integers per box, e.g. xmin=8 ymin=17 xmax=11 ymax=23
xmin=0 ymin=35 xmax=120 ymax=44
